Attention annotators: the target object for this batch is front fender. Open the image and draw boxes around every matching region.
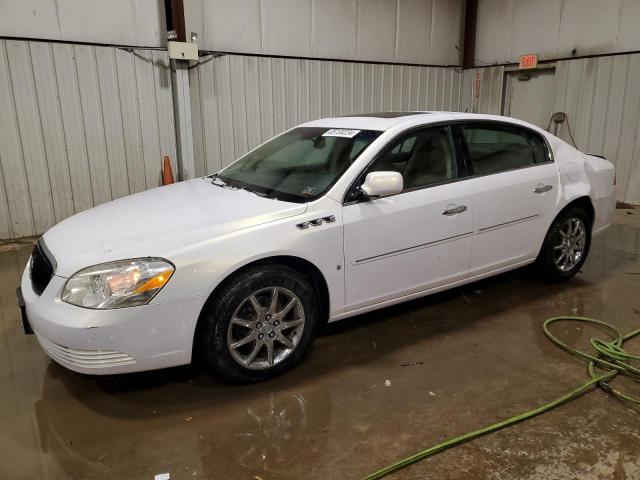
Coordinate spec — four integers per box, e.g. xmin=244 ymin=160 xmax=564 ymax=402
xmin=154 ymin=203 xmax=345 ymax=318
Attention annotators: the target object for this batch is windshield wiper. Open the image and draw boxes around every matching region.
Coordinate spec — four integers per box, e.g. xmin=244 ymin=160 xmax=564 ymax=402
xmin=211 ymin=175 xmax=271 ymax=198
xmin=210 ymin=174 xmax=227 ymax=187
xmin=239 ymin=186 xmax=269 ymax=198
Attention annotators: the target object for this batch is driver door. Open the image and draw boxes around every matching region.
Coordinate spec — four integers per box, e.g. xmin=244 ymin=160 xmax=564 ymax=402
xmin=342 ymin=125 xmax=473 ymax=311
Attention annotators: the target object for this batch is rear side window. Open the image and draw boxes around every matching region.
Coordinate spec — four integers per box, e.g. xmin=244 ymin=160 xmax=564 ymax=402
xmin=462 ymin=124 xmax=547 ymax=175
xmin=529 ymin=134 xmax=549 ymax=164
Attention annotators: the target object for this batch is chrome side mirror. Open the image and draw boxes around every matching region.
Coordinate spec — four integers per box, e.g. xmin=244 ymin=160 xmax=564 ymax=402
xmin=360 ymin=171 xmax=403 ymax=197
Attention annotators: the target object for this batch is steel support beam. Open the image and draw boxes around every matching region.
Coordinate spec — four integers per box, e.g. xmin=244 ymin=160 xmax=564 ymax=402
xmin=164 ymin=0 xmax=186 ymax=42
xmin=462 ymin=0 xmax=478 ymax=69
xmin=164 ymin=0 xmax=195 ymax=180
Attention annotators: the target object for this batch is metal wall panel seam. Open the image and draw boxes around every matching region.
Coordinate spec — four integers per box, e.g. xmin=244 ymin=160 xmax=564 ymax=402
xmin=71 ymin=44 xmax=96 ymax=208
xmin=130 ymin=49 xmax=149 ymax=191
xmin=0 ymin=159 xmax=12 ymax=238
xmin=596 ymin=58 xmax=614 ymax=153
xmin=211 ymin=56 xmax=223 ymax=171
xmin=74 ymin=44 xmax=108 ymax=206
xmin=54 ymin=43 xmax=94 ymax=213
xmin=624 ymin=57 xmax=640 ymax=202
xmin=229 ymin=55 xmax=246 ymax=158
xmin=90 ymin=45 xmax=114 ymax=201
xmin=616 ymin=56 xmax=640 ymax=201
xmin=152 ymin=50 xmax=178 ymax=177
xmin=585 ymin=60 xmax=598 ymax=151
xmin=617 ymin=56 xmax=638 ymax=200
xmin=609 ymin=57 xmax=628 ymax=164
xmin=242 ymin=56 xmax=252 ymax=152
xmin=26 ymin=41 xmax=57 ymax=228
xmin=96 ymin=46 xmax=130 ymax=200
xmin=3 ymin=41 xmax=36 ymax=236
xmin=189 ymin=63 xmax=205 ymax=176
xmin=148 ymin=51 xmax=165 ymax=187
xmin=48 ymin=41 xmax=77 ymax=217
xmin=113 ymin=48 xmax=135 ymax=194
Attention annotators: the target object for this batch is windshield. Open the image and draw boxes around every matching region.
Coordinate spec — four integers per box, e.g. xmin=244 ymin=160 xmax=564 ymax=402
xmin=217 ymin=127 xmax=382 ymax=202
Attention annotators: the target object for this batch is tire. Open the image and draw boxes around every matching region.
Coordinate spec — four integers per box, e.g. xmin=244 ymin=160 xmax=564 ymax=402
xmin=535 ymin=206 xmax=592 ymax=281
xmin=198 ymin=264 xmax=319 ymax=383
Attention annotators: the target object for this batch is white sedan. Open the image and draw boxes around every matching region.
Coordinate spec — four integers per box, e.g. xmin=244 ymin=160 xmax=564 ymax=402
xmin=18 ymin=112 xmax=616 ymax=382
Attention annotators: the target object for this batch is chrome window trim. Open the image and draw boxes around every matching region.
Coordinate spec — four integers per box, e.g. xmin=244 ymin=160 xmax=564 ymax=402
xmin=457 ymin=120 xmax=555 ymax=174
xmin=342 ymin=119 xmax=555 ymax=206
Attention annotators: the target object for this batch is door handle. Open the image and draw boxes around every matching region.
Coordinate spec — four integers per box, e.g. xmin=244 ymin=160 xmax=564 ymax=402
xmin=442 ymin=205 xmax=467 ymax=216
xmin=534 ymin=184 xmax=553 ymax=194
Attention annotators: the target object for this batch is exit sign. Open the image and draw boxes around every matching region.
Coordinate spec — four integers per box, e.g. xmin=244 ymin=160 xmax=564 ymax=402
xmin=519 ymin=54 xmax=538 ymax=69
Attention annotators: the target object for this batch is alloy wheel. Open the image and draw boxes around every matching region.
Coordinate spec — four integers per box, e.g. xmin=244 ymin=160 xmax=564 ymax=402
xmin=553 ymin=217 xmax=586 ymax=272
xmin=227 ymin=286 xmax=306 ymax=370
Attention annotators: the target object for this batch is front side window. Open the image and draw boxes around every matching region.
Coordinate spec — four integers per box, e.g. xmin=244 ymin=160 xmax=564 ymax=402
xmin=461 ymin=124 xmax=548 ymax=175
xmin=217 ymin=127 xmax=381 ymax=202
xmin=366 ymin=126 xmax=455 ymax=191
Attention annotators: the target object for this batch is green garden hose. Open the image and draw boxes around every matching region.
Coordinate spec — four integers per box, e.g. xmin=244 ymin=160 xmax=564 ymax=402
xmin=363 ymin=316 xmax=640 ymax=480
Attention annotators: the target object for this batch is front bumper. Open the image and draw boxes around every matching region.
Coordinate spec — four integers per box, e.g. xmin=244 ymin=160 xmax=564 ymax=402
xmin=21 ymin=265 xmax=207 ymax=375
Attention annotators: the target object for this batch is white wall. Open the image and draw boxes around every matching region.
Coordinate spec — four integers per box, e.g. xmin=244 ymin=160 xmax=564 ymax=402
xmin=475 ymin=0 xmax=640 ymax=65
xmin=0 ymin=39 xmax=176 ymax=240
xmin=185 ymin=0 xmax=464 ymax=66
xmin=189 ymin=54 xmax=466 ymax=175
xmin=0 ymin=0 xmax=166 ymax=47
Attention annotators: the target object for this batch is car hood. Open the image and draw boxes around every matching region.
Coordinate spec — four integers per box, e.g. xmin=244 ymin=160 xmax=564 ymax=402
xmin=43 ymin=178 xmax=307 ymax=277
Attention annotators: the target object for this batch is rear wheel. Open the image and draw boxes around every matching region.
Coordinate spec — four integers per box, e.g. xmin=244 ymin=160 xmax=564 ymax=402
xmin=198 ymin=265 xmax=319 ymax=382
xmin=536 ymin=206 xmax=591 ymax=281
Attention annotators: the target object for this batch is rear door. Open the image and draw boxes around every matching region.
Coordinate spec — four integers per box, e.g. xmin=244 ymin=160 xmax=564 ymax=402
xmin=343 ymin=125 xmax=473 ymax=311
xmin=455 ymin=122 xmax=559 ymax=276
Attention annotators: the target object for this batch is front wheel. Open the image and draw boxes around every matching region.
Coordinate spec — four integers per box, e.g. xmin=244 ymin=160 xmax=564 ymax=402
xmin=198 ymin=265 xmax=319 ymax=383
xmin=535 ymin=206 xmax=592 ymax=281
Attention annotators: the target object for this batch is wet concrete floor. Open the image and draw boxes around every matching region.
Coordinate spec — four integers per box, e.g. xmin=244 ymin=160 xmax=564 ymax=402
xmin=1 ymin=210 xmax=639 ymax=480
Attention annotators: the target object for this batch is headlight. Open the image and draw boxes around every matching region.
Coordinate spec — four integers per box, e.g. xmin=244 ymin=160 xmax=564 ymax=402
xmin=62 ymin=258 xmax=174 ymax=309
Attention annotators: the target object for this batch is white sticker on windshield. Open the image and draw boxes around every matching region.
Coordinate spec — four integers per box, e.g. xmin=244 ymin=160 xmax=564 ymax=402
xmin=322 ymin=128 xmax=361 ymax=138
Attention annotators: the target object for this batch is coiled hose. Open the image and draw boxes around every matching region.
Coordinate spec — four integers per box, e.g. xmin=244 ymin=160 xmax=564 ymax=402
xmin=363 ymin=316 xmax=640 ymax=479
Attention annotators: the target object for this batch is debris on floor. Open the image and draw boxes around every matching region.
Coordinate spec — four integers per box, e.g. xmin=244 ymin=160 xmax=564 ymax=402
xmin=615 ymin=201 xmax=636 ymax=209
xmin=400 ymin=361 xmax=424 ymax=367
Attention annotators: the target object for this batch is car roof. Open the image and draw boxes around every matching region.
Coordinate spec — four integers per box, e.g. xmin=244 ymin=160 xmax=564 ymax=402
xmin=299 ymin=111 xmax=536 ymax=132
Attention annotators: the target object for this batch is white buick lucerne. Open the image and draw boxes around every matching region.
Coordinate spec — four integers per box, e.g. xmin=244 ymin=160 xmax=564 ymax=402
xmin=18 ymin=112 xmax=616 ymax=382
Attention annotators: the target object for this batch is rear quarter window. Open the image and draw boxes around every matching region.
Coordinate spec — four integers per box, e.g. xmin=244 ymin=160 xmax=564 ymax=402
xmin=462 ymin=124 xmax=549 ymax=175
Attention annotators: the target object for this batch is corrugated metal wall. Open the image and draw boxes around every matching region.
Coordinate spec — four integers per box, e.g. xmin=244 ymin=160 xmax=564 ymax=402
xmin=475 ymin=0 xmax=640 ymax=66
xmin=462 ymin=66 xmax=505 ymax=115
xmin=465 ymin=57 xmax=640 ymax=204
xmin=552 ymin=54 xmax=640 ymax=204
xmin=189 ymin=54 xmax=465 ymax=176
xmin=185 ymin=0 xmax=464 ymax=66
xmin=0 ymin=39 xmax=176 ymax=240
xmin=1 ymin=0 xmax=166 ymax=47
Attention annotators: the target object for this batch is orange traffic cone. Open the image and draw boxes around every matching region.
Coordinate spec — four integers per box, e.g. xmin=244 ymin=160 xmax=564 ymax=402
xmin=162 ymin=156 xmax=175 ymax=185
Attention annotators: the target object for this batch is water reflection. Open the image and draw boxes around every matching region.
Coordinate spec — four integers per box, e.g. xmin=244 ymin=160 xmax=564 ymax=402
xmin=234 ymin=392 xmax=308 ymax=468
xmin=33 ymin=363 xmax=329 ymax=479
